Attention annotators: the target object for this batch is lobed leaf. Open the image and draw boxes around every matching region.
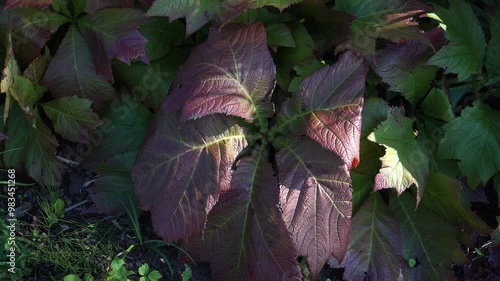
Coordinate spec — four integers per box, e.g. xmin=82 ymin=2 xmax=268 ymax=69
xmin=274 ymin=52 xmax=368 ymax=168
xmin=42 ymin=96 xmax=102 ymax=143
xmin=368 ymin=110 xmax=429 ymax=203
xmin=41 ymin=25 xmax=116 ymax=112
xmin=428 ymin=0 xmax=486 ymax=81
xmin=343 ymin=193 xmax=405 ymax=281
xmin=78 ymin=8 xmax=149 ymax=82
xmin=275 ymin=138 xmax=352 ymax=278
xmin=437 ymin=101 xmax=500 ymax=187
xmin=131 ymin=111 xmax=247 ymax=242
xmin=183 ymin=148 xmax=301 ymax=281
xmin=163 ymin=23 xmax=275 ymax=126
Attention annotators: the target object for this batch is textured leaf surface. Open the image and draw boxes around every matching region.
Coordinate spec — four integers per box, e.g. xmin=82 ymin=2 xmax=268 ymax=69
xmin=274 ymin=52 xmax=367 ymax=168
xmin=420 ymin=88 xmax=454 ymax=122
xmin=78 ymin=8 xmax=149 ymax=81
xmin=437 ymin=101 xmax=500 ymax=187
xmin=276 ymin=138 xmax=351 ymax=278
xmin=131 ymin=111 xmax=247 ymax=242
xmin=368 ymin=110 xmax=429 ymax=203
xmin=428 ymin=0 xmax=486 ymax=81
xmin=42 ymin=26 xmax=116 ymax=111
xmin=5 ymin=0 xmax=52 ymax=9
xmin=343 ymin=193 xmax=405 ymax=281
xmin=42 ymin=96 xmax=102 ymax=143
xmin=335 ymin=0 xmax=430 ymax=54
xmin=84 ymin=0 xmax=134 ymax=14
xmin=164 ymin=23 xmax=275 ymax=125
xmin=5 ymin=104 xmax=62 ymax=186
xmin=184 ymin=149 xmax=301 ymax=281
xmin=390 ymin=192 xmax=467 ymax=280
xmin=421 ymin=173 xmax=491 ymax=235
xmin=146 ymin=0 xmax=221 ymax=36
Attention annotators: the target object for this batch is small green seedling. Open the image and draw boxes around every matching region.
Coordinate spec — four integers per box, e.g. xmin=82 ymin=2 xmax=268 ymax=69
xmin=181 ymin=265 xmax=192 ymax=281
xmin=138 ymin=263 xmax=162 ymax=281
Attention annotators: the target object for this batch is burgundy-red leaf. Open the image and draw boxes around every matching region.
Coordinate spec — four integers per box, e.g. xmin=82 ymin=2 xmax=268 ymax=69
xmin=131 ymin=111 xmax=247 ymax=242
xmin=276 ymin=138 xmax=352 ymax=278
xmin=4 ymin=0 xmax=52 ymax=10
xmin=183 ymin=150 xmax=301 ymax=281
xmin=163 ymin=23 xmax=275 ymax=124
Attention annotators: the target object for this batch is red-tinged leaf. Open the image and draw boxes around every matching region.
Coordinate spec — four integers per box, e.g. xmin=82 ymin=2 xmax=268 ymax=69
xmin=131 ymin=111 xmax=247 ymax=242
xmin=0 ymin=132 xmax=7 ymax=141
xmin=78 ymin=8 xmax=149 ymax=82
xmin=146 ymin=0 xmax=221 ymax=36
xmin=4 ymin=0 xmax=52 ymax=10
xmin=41 ymin=26 xmax=116 ymax=112
xmin=183 ymin=148 xmax=301 ymax=281
xmin=5 ymin=103 xmax=62 ymax=186
xmin=221 ymin=0 xmax=302 ymax=23
xmin=343 ymin=193 xmax=405 ymax=281
xmin=390 ymin=191 xmax=468 ymax=280
xmin=84 ymin=0 xmax=134 ymax=14
xmin=9 ymin=8 xmax=68 ymax=63
xmin=164 ymin=23 xmax=275 ymax=126
xmin=275 ymin=137 xmax=352 ymax=278
xmin=273 ymin=52 xmax=367 ymax=167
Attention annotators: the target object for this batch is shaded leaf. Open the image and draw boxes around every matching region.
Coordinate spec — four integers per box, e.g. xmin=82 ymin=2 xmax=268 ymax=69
xmin=275 ymin=138 xmax=351 ymax=278
xmin=139 ymin=18 xmax=184 ymax=61
xmin=221 ymin=0 xmax=302 ymax=24
xmin=428 ymin=0 xmax=486 ymax=81
xmin=183 ymin=148 xmax=301 ymax=281
xmin=42 ymin=26 xmax=116 ymax=112
xmin=22 ymin=49 xmax=51 ymax=84
xmin=288 ymin=60 xmax=323 ymax=93
xmin=486 ymin=12 xmax=500 ymax=76
xmin=5 ymin=103 xmax=62 ymax=186
xmin=131 ymin=111 xmax=247 ymax=242
xmin=360 ymin=97 xmax=389 ymax=137
xmin=420 ymin=88 xmax=454 ymax=122
xmin=390 ymin=191 xmax=467 ymax=280
xmin=274 ymin=52 xmax=368 ymax=168
xmin=265 ymin=23 xmax=295 ymax=50
xmin=368 ymin=110 xmax=429 ymax=203
xmin=146 ymin=0 xmax=221 ymax=36
xmin=78 ymin=8 xmax=149 ymax=81
xmin=437 ymin=101 xmax=500 ymax=187
xmin=164 ymin=23 xmax=275 ymax=126
xmin=351 ymin=171 xmax=374 ymax=214
xmin=5 ymin=0 xmax=52 ymax=9
xmin=343 ymin=193 xmax=405 ymax=281
xmin=335 ymin=0 xmax=430 ymax=54
xmin=84 ymin=0 xmax=133 ymax=14
xmin=42 ymin=96 xmax=102 ymax=143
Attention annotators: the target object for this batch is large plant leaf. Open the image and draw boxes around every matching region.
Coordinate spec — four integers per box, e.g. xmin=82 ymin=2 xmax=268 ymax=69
xmin=131 ymin=111 xmax=247 ymax=242
xmin=78 ymin=8 xmax=149 ymax=82
xmin=437 ymin=101 xmax=500 ymax=187
xmin=42 ymin=96 xmax=102 ymax=143
xmin=41 ymin=25 xmax=116 ymax=112
xmin=220 ymin=0 xmax=302 ymax=23
xmin=183 ymin=148 xmax=301 ymax=281
xmin=343 ymin=193 xmax=405 ymax=281
xmin=274 ymin=52 xmax=367 ymax=168
xmin=163 ymin=23 xmax=275 ymax=126
xmin=428 ymin=0 xmax=486 ymax=81
xmin=275 ymin=137 xmax=351 ymax=278
xmin=84 ymin=0 xmax=134 ymax=14
xmin=81 ymin=97 xmax=153 ymax=165
xmin=420 ymin=88 xmax=454 ymax=122
xmin=335 ymin=0 xmax=430 ymax=54
xmin=390 ymin=191 xmax=467 ymax=280
xmin=5 ymin=103 xmax=62 ymax=186
xmin=146 ymin=0 xmax=222 ymax=36
xmin=368 ymin=110 xmax=429 ymax=203
xmin=486 ymin=12 xmax=500 ymax=76
xmin=139 ymin=18 xmax=184 ymax=61
xmin=5 ymin=0 xmax=52 ymax=9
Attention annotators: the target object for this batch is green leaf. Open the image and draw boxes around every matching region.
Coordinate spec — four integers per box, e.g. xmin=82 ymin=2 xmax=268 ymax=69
xmin=5 ymin=104 xmax=62 ymax=186
xmin=147 ymin=270 xmax=162 ymax=281
xmin=420 ymin=88 xmax=454 ymax=122
xmin=138 ymin=264 xmax=149 ymax=276
xmin=421 ymin=173 xmax=492 ymax=235
xmin=140 ymin=18 xmax=185 ymax=61
xmin=265 ymin=23 xmax=295 ymax=50
xmin=368 ymin=110 xmax=429 ymax=203
xmin=486 ymin=12 xmax=500 ymax=76
xmin=351 ymin=171 xmax=374 ymax=214
xmin=288 ymin=60 xmax=323 ymax=93
xmin=10 ymin=75 xmax=42 ymax=117
xmin=360 ymin=97 xmax=389 ymax=137
xmin=344 ymin=193 xmax=405 ymax=281
xmin=42 ymin=96 xmax=102 ymax=143
xmin=22 ymin=49 xmax=51 ymax=84
xmin=0 ymin=35 xmax=20 ymax=123
xmin=64 ymin=274 xmax=82 ymax=281
xmin=390 ymin=191 xmax=467 ymax=281
xmin=437 ymin=101 xmax=500 ymax=187
xmin=428 ymin=0 xmax=486 ymax=81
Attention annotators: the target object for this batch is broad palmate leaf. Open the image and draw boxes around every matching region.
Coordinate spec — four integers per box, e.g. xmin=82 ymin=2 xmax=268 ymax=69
xmin=276 ymin=138 xmax=352 ymax=278
xmin=164 ymin=23 xmax=275 ymax=126
xmin=343 ymin=193 xmax=405 ymax=281
xmin=183 ymin=148 xmax=301 ymax=280
xmin=428 ymin=0 xmax=486 ymax=81
xmin=131 ymin=111 xmax=247 ymax=241
xmin=437 ymin=101 xmax=500 ymax=187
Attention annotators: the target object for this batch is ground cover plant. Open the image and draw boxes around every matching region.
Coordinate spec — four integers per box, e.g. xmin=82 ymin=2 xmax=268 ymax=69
xmin=1 ymin=0 xmax=500 ymax=280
